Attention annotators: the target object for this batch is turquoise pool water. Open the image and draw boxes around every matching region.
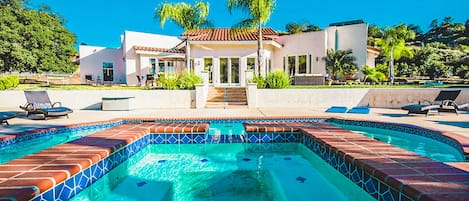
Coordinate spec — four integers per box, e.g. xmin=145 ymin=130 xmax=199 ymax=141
xmin=0 ymin=127 xmax=108 ymax=164
xmin=73 ymin=143 xmax=375 ymax=201
xmin=331 ymin=123 xmax=464 ymax=162
xmin=207 ymin=122 xmax=246 ymax=136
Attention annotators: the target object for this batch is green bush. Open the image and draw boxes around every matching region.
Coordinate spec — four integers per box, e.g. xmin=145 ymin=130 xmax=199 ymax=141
xmin=266 ymin=70 xmax=290 ymax=88
xmin=252 ymin=74 xmax=266 ymax=88
xmin=0 ymin=75 xmax=20 ymax=90
xmin=159 ymin=73 xmax=179 ymax=90
xmin=178 ymin=71 xmax=203 ymax=89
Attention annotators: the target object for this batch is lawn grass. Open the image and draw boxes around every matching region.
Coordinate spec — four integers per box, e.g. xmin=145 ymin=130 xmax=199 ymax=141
xmin=11 ymin=84 xmax=145 ymax=90
xmin=6 ymin=83 xmax=469 ymax=90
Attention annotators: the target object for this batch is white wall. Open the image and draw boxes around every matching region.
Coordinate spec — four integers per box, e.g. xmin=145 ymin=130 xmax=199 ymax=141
xmin=275 ymin=31 xmax=327 ymax=75
xmin=123 ymin=31 xmax=182 ymax=86
xmin=2 ymin=90 xmax=194 ymax=110
xmin=191 ymin=43 xmax=277 ymax=86
xmin=79 ymin=45 xmax=124 ymax=84
xmin=326 ymin=23 xmax=368 ymax=71
xmin=3 ymin=89 xmax=468 ymax=110
xmin=254 ymin=88 xmax=469 ymax=109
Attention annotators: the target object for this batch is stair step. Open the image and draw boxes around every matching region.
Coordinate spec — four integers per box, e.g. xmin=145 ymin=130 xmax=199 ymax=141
xmin=206 ymin=87 xmax=247 ymax=108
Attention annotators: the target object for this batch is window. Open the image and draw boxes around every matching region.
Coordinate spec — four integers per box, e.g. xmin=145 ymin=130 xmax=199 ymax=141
xmin=102 ymin=62 xmax=113 ymax=82
xmin=247 ymin=57 xmax=256 ymax=73
xmin=288 ymin=56 xmax=296 ymax=76
xmin=309 ymin=54 xmax=312 ymax=74
xmin=268 ymin=58 xmax=272 ymax=72
xmin=283 ymin=57 xmax=286 ymax=72
xmin=299 ymin=55 xmax=307 ymax=74
xmin=204 ymin=58 xmax=213 ymax=83
xmin=150 ymin=58 xmax=156 ymax=74
xmin=167 ymin=61 xmax=174 ymax=73
xmin=158 ymin=61 xmax=165 ymax=73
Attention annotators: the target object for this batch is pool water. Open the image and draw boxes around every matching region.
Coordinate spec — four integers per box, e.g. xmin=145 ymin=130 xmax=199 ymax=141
xmin=0 ymin=127 xmax=108 ymax=164
xmin=73 ymin=143 xmax=375 ymax=201
xmin=207 ymin=122 xmax=246 ymax=136
xmin=331 ymin=123 xmax=464 ymax=162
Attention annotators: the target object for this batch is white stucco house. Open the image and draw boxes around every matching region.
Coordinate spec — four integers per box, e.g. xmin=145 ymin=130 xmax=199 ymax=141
xmin=79 ymin=20 xmax=379 ymax=86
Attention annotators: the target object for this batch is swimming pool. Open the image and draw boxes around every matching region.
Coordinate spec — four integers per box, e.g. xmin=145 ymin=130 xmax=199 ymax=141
xmin=2 ymin=118 xmax=468 ymax=201
xmin=0 ymin=123 xmax=118 ymax=164
xmin=73 ymin=143 xmax=375 ymax=201
xmin=329 ymin=122 xmax=465 ymax=162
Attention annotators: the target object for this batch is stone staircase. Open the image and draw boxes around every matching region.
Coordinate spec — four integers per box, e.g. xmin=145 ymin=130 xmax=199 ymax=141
xmin=205 ymin=87 xmax=248 ymax=109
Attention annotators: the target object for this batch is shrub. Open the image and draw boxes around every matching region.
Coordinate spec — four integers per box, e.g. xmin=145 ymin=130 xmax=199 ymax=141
xmin=178 ymin=71 xmax=203 ymax=89
xmin=159 ymin=73 xmax=179 ymax=90
xmin=252 ymin=74 xmax=266 ymax=88
xmin=266 ymin=70 xmax=290 ymax=88
xmin=0 ymin=75 xmax=20 ymax=90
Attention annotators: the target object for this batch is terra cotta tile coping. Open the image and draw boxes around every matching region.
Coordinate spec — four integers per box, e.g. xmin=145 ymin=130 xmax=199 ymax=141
xmin=243 ymin=121 xmax=469 ymax=201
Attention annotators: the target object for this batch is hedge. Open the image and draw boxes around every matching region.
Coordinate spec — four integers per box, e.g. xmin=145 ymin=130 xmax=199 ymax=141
xmin=0 ymin=75 xmax=20 ymax=90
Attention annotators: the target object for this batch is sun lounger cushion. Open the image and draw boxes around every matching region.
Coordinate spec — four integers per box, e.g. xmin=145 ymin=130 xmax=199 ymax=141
xmin=0 ymin=112 xmax=17 ymax=125
xmin=39 ymin=107 xmax=73 ymax=117
xmin=325 ymin=106 xmax=348 ymax=113
xmin=347 ymin=106 xmax=370 ymax=114
xmin=401 ymin=104 xmax=440 ymax=114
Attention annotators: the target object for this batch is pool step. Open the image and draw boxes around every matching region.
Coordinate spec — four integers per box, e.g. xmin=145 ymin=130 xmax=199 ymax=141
xmin=206 ymin=87 xmax=248 ymax=109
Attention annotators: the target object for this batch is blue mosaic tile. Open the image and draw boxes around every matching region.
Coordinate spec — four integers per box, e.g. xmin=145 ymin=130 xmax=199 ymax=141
xmin=153 ymin=134 xmax=165 ymax=144
xmin=193 ymin=134 xmax=205 ymax=143
xmin=349 ymin=166 xmax=362 ymax=187
xmin=167 ymin=134 xmax=178 ymax=144
xmin=378 ymin=182 xmax=399 ymax=201
xmin=75 ymin=168 xmax=91 ymax=194
xmin=362 ymin=173 xmax=379 ymax=199
xmin=90 ymin=160 xmax=104 ymax=183
xmin=247 ymin=134 xmax=259 ymax=143
xmin=181 ymin=134 xmax=192 ymax=144
xmin=54 ymin=177 xmax=75 ymax=200
xmin=260 ymin=134 xmax=272 ymax=143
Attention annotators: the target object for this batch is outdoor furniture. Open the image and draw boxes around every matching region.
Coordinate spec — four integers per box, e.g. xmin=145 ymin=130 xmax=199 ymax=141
xmin=401 ymin=90 xmax=462 ymax=116
xmin=102 ymin=97 xmax=135 ymax=111
xmin=19 ymin=91 xmax=73 ymax=120
xmin=325 ymin=106 xmax=348 ymax=113
xmin=0 ymin=112 xmax=17 ymax=125
xmin=347 ymin=106 xmax=370 ymax=114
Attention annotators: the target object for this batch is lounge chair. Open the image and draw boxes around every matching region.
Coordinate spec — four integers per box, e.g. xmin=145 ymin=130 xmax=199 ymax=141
xmin=325 ymin=106 xmax=348 ymax=113
xmin=19 ymin=91 xmax=73 ymax=120
xmin=0 ymin=112 xmax=17 ymax=125
xmin=401 ymin=90 xmax=462 ymax=116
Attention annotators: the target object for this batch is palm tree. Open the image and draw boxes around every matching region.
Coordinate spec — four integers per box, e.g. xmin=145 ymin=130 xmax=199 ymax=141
xmin=285 ymin=21 xmax=321 ymax=34
xmin=227 ymin=0 xmax=276 ymax=76
xmin=323 ymin=49 xmax=357 ymax=80
xmin=155 ymin=1 xmax=213 ymax=71
xmin=376 ymin=24 xmax=415 ymax=83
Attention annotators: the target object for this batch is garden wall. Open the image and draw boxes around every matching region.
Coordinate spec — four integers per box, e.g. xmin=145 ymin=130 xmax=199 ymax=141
xmin=0 ymin=90 xmax=195 ymax=110
xmin=1 ymin=88 xmax=468 ymax=110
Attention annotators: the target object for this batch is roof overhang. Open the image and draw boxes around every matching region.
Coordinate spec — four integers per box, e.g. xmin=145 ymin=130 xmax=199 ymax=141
xmin=179 ymin=40 xmax=283 ymax=49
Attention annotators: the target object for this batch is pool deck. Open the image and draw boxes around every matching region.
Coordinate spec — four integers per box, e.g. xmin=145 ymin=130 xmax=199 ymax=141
xmin=0 ymin=107 xmax=468 ymax=201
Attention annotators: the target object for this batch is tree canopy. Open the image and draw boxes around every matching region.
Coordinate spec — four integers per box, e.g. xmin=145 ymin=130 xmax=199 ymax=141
xmin=155 ymin=1 xmax=213 ymax=30
xmin=0 ymin=0 xmax=77 ymax=73
xmin=370 ymin=17 xmax=469 ymax=80
xmin=227 ymin=0 xmax=276 ymax=75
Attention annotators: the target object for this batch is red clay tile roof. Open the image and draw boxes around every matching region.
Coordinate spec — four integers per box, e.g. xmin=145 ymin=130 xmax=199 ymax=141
xmin=181 ymin=28 xmax=278 ymax=41
xmin=134 ymin=46 xmax=185 ymax=54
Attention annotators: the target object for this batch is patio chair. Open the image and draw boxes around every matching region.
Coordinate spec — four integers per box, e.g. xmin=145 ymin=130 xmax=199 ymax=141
xmin=401 ymin=90 xmax=462 ymax=116
xmin=19 ymin=91 xmax=73 ymax=120
xmin=0 ymin=112 xmax=17 ymax=125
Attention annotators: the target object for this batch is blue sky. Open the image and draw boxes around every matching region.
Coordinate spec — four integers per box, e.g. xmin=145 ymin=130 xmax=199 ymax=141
xmin=31 ymin=0 xmax=469 ymax=48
